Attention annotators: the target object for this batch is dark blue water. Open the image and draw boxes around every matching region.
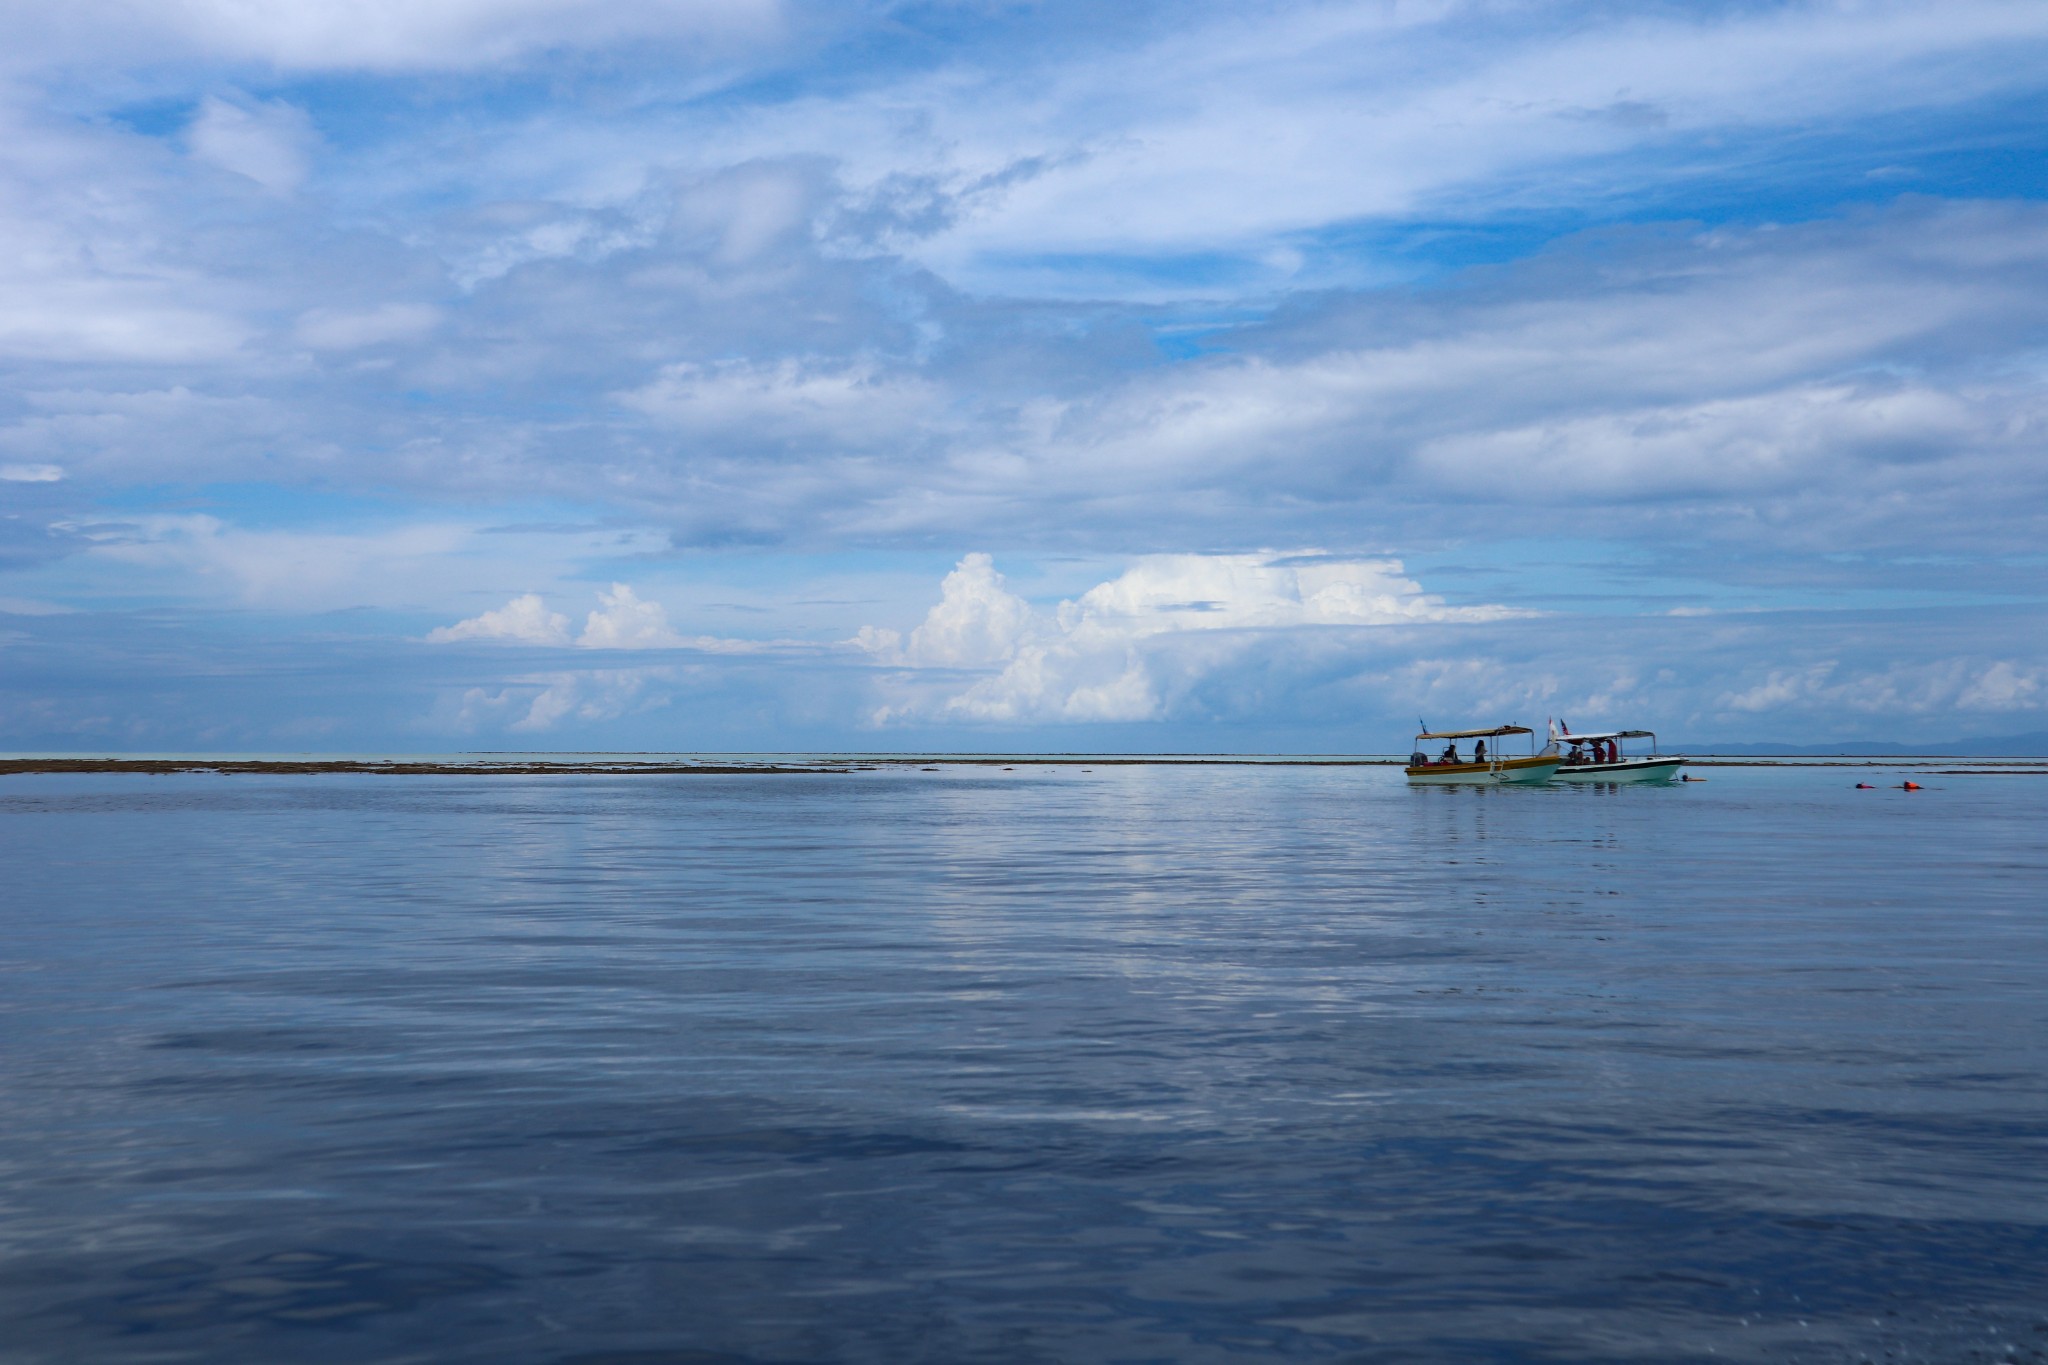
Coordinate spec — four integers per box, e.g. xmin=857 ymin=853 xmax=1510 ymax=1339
xmin=2 ymin=766 xmax=2045 ymax=1364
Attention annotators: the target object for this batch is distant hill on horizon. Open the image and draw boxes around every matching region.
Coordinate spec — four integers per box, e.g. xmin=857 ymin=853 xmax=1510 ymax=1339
xmin=1670 ymin=730 xmax=2048 ymax=757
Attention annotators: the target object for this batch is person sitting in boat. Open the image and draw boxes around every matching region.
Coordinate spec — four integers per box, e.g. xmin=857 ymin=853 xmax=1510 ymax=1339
xmin=1440 ymin=742 xmax=1459 ymax=764
xmin=1566 ymin=743 xmax=1584 ymax=765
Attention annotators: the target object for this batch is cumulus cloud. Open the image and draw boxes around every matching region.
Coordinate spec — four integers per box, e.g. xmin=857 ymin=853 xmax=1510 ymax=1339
xmin=425 ymin=592 xmax=571 ymax=645
xmin=430 ymin=583 xmax=780 ymax=653
xmin=577 ymin=582 xmax=685 ymax=649
xmin=858 ymin=552 xmax=1520 ymax=724
xmin=856 ymin=553 xmax=1036 ymax=670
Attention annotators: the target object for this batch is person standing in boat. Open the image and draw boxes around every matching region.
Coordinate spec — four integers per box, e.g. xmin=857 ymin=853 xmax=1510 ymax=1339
xmin=1473 ymin=739 xmax=1487 ymax=764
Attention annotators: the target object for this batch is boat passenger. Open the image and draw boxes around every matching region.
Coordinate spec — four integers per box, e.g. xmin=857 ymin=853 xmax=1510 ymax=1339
xmin=1440 ymin=742 xmax=1459 ymax=764
xmin=1473 ymin=739 xmax=1487 ymax=764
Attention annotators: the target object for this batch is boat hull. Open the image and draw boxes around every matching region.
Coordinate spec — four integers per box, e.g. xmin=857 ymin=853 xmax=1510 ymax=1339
xmin=1405 ymin=755 xmax=1561 ymax=785
xmin=1552 ymin=757 xmax=1686 ymax=784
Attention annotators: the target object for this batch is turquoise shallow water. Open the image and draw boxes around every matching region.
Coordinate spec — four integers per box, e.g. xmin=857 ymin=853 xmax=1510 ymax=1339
xmin=1 ymin=765 xmax=2044 ymax=1363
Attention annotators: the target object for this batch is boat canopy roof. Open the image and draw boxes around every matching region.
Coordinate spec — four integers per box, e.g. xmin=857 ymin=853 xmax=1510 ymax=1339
xmin=1416 ymin=725 xmax=1531 ymax=740
xmin=1561 ymin=729 xmax=1655 ymax=742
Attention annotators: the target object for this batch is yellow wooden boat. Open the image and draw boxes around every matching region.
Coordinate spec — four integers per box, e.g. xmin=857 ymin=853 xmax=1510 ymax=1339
xmin=1405 ymin=725 xmax=1561 ymax=784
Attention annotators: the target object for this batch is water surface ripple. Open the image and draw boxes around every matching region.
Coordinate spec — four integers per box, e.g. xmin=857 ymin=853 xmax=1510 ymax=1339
xmin=2 ymin=766 xmax=2044 ymax=1363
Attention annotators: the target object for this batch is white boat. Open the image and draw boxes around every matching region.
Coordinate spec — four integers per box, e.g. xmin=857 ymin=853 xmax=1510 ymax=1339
xmin=1549 ymin=725 xmax=1686 ymax=783
xmin=1405 ymin=725 xmax=1561 ymax=784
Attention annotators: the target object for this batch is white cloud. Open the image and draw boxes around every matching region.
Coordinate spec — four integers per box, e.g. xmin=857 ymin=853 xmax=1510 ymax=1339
xmin=187 ymin=95 xmax=318 ymax=194
xmin=46 ymin=514 xmax=674 ymax=614
xmin=1957 ymin=661 xmax=2045 ymax=711
xmin=1066 ymin=554 xmax=1518 ymax=631
xmin=1 ymin=19 xmax=2041 ymax=557
xmin=6 ymin=0 xmax=780 ymax=74
xmin=510 ymin=667 xmax=677 ymax=731
xmin=763 ymin=0 xmax=2048 ymax=293
xmin=858 ymin=551 xmax=1520 ymax=724
xmin=868 ymin=552 xmax=1035 ymax=669
xmin=0 ymin=388 xmax=283 ymax=481
xmin=426 ymin=592 xmax=571 ymax=645
xmin=429 ymin=583 xmax=783 ymax=652
xmin=0 ymin=105 xmax=256 ymax=365
xmin=1412 ymin=383 xmax=1982 ymax=498
xmin=0 ymin=257 xmax=251 ymax=365
xmin=0 ymin=463 xmax=63 ymax=482
xmin=0 ymin=596 xmax=74 ymax=616
xmin=1716 ymin=659 xmax=2048 ymax=717
xmin=819 ymin=202 xmax=2048 ymax=548
xmin=669 ymin=162 xmax=817 ymax=267
xmin=619 ymin=358 xmax=940 ymax=448
xmin=578 ymin=582 xmax=685 ymax=648
xmin=61 ymin=514 xmax=475 ymax=609
xmin=453 ymin=666 xmax=682 ymax=732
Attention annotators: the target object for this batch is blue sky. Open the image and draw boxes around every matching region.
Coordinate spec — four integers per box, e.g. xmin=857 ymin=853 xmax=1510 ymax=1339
xmin=2 ymin=0 xmax=2046 ymax=750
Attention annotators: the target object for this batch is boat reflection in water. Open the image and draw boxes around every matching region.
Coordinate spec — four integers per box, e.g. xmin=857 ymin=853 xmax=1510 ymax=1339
xmin=1404 ymin=724 xmax=1562 ymax=784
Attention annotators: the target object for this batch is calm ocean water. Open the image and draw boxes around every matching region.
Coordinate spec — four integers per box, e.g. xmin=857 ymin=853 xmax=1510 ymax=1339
xmin=2 ymin=765 xmax=2044 ymax=1364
